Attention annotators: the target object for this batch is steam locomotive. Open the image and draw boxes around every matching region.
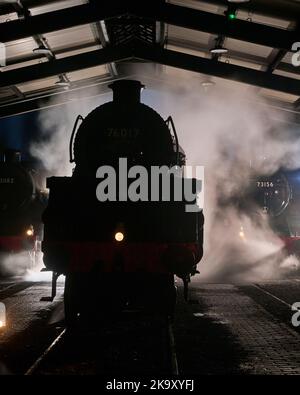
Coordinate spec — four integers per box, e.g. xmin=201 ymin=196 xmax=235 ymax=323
xmin=0 ymin=149 xmax=46 ymax=275
xmin=250 ymin=171 xmax=300 ymax=255
xmin=42 ymin=80 xmax=204 ymax=325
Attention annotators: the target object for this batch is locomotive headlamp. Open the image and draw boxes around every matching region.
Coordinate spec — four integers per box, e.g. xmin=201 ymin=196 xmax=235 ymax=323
xmin=115 ymin=232 xmax=124 ymax=242
xmin=26 ymin=227 xmax=34 ymax=236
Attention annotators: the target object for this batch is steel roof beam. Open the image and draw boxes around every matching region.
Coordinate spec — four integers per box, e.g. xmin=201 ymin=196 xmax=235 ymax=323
xmin=2 ymin=41 xmax=300 ymax=97
xmin=190 ymin=0 xmax=300 ymax=22
xmin=0 ymin=45 xmax=131 ymax=89
xmin=0 ymin=2 xmax=127 ymax=42
xmin=140 ymin=2 xmax=296 ymax=52
xmin=0 ymin=1 xmax=297 ymax=52
xmin=133 ymin=41 xmax=300 ymax=97
xmin=0 ymin=78 xmax=114 ymax=119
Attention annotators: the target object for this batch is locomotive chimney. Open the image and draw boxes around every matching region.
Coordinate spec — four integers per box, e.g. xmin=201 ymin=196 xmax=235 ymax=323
xmin=109 ymin=80 xmax=144 ymax=105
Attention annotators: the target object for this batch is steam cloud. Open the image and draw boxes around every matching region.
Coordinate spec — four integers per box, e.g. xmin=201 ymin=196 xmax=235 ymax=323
xmin=0 ymin=251 xmax=37 ymax=277
xmin=30 ymin=73 xmax=300 ymax=282
xmin=30 ymin=93 xmax=110 ymax=177
xmin=0 ymin=250 xmax=57 ymax=281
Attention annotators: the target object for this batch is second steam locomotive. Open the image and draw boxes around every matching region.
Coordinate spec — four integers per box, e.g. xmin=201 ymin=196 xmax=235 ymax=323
xmin=0 ymin=149 xmax=46 ymax=275
xmin=250 ymin=171 xmax=300 ymax=256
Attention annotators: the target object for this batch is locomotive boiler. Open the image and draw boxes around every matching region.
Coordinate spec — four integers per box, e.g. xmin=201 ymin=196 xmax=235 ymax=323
xmin=0 ymin=149 xmax=46 ymax=274
xmin=42 ymin=80 xmax=204 ymax=325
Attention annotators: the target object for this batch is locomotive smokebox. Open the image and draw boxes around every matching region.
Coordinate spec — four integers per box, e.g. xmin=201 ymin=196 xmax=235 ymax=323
xmin=109 ymin=80 xmax=145 ymax=105
xmin=72 ymin=79 xmax=174 ymax=172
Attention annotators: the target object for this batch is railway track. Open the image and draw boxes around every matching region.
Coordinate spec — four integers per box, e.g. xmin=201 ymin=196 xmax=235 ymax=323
xmin=25 ymin=329 xmax=67 ymax=375
xmin=237 ymin=281 xmax=300 ymax=335
xmin=251 ymin=283 xmax=293 ymax=309
xmin=25 ymin=313 xmax=179 ymax=375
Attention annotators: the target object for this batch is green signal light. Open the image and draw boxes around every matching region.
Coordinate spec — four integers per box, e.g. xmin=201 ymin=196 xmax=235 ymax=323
xmin=228 ymin=13 xmax=236 ymax=20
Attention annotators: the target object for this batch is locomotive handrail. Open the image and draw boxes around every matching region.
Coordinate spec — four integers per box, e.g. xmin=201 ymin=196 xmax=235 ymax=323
xmin=165 ymin=116 xmax=179 ymax=166
xmin=69 ymin=115 xmax=84 ymax=163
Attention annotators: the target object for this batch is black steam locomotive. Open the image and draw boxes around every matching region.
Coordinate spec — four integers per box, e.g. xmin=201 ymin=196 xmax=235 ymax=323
xmin=0 ymin=149 xmax=46 ymax=274
xmin=42 ymin=80 xmax=204 ymax=324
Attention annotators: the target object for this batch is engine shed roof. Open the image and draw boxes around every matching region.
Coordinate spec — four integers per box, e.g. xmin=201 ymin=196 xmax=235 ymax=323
xmin=1 ymin=0 xmax=300 ymax=119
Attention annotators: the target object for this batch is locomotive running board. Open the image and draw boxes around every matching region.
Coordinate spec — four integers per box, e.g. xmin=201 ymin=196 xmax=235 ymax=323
xmin=40 ymin=271 xmax=60 ymax=302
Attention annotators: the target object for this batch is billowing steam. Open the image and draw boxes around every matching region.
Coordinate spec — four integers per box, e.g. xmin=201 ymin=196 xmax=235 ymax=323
xmin=145 ymin=80 xmax=300 ymax=281
xmin=30 ymin=93 xmax=110 ymax=176
xmin=0 ymin=250 xmax=60 ymax=282
xmin=144 ymin=80 xmax=300 ymax=282
xmin=30 ymin=74 xmax=300 ymax=282
xmin=0 ymin=251 xmax=36 ymax=277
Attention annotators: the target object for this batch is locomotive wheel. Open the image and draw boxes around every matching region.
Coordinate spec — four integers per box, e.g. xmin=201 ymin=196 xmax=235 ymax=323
xmin=64 ymin=274 xmax=79 ymax=328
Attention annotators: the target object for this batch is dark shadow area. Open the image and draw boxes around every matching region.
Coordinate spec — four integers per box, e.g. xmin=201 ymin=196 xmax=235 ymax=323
xmin=174 ymin=285 xmax=250 ymax=375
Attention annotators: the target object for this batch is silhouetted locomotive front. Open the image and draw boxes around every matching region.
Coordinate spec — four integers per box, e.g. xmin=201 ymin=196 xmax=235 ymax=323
xmin=42 ymin=80 xmax=204 ymax=325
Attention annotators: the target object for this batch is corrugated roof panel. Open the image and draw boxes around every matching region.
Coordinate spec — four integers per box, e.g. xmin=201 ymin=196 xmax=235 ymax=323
xmin=169 ymin=1 xmax=291 ymax=29
xmin=55 ymin=44 xmax=100 ymax=59
xmin=2 ymin=58 xmax=47 ymax=71
xmin=282 ymin=52 xmax=296 ymax=64
xmin=167 ymin=43 xmax=208 ymax=58
xmin=0 ymin=87 xmax=16 ymax=100
xmin=29 ymin=0 xmax=87 ymax=15
xmin=225 ymin=38 xmax=273 ymax=58
xmin=223 ymin=51 xmax=266 ymax=68
xmin=226 ymin=57 xmax=265 ymax=71
xmin=67 ymin=65 xmax=109 ymax=81
xmin=168 ymin=0 xmax=224 ymax=14
xmin=168 ymin=25 xmax=212 ymax=46
xmin=17 ymin=76 xmax=60 ymax=93
xmin=0 ymin=11 xmax=18 ymax=22
xmin=237 ymin=10 xmax=291 ymax=29
xmin=44 ymin=25 xmax=96 ymax=51
xmin=273 ymin=69 xmax=300 ymax=80
xmin=5 ymin=37 xmax=37 ymax=60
